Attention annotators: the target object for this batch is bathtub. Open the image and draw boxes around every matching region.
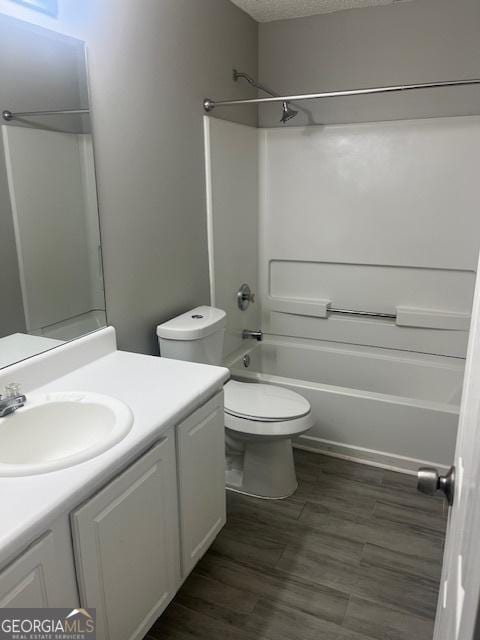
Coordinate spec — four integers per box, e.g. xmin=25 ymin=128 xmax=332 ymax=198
xmin=225 ymin=336 xmax=464 ymax=473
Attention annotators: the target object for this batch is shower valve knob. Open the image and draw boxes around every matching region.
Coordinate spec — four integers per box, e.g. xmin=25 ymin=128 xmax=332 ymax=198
xmin=237 ymin=284 xmax=255 ymax=310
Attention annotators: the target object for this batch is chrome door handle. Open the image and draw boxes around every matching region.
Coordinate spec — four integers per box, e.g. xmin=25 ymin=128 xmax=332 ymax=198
xmin=417 ymin=465 xmax=455 ymax=506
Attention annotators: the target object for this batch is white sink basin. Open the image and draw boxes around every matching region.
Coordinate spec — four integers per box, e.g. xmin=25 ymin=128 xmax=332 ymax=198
xmin=0 ymin=391 xmax=133 ymax=476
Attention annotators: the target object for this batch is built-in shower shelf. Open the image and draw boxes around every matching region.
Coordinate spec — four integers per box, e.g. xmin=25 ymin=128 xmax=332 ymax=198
xmin=267 ymin=297 xmax=331 ymax=318
xmin=395 ymin=306 xmax=470 ymax=331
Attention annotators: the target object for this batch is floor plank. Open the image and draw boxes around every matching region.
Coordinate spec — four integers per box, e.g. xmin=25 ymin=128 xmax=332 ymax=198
xmin=343 ymin=595 xmax=435 ymax=640
xmin=373 ymin=498 xmax=447 ymax=533
xmin=361 ymin=542 xmax=443 ymax=582
xmin=300 ymin=501 xmax=445 ymax=562
xmin=196 ymin=552 xmax=350 ymax=623
xmin=211 ymin=526 xmax=286 ymax=569
xmin=145 ymin=451 xmax=446 ymax=640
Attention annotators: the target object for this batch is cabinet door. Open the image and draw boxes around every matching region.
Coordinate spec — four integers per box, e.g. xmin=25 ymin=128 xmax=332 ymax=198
xmin=72 ymin=433 xmax=180 ymax=640
xmin=0 ymin=531 xmax=73 ymax=608
xmin=177 ymin=392 xmax=226 ymax=576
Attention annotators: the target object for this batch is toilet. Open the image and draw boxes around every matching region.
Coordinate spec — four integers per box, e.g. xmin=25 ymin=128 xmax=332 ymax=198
xmin=156 ymin=306 xmax=313 ymax=499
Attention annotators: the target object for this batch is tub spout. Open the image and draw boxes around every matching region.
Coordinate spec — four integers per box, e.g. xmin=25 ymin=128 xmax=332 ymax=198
xmin=243 ymin=329 xmax=263 ymax=342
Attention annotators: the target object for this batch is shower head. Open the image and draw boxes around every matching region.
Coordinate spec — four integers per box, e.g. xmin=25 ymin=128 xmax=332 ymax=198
xmin=233 ymin=69 xmax=298 ymax=124
xmin=280 ymin=101 xmax=298 ymax=124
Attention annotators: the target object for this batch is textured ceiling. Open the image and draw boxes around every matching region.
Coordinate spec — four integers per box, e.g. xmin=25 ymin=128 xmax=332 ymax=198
xmin=230 ymin=0 xmax=412 ymax=22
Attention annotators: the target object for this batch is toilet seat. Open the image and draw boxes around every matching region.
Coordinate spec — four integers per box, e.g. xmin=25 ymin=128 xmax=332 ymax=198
xmin=224 ymin=380 xmax=311 ymax=421
xmin=224 ymin=381 xmax=314 ymax=438
xmin=225 ymin=411 xmax=314 ymax=438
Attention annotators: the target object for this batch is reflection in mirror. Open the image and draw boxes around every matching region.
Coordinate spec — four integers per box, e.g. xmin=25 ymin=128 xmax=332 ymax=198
xmin=0 ymin=15 xmax=106 ymax=369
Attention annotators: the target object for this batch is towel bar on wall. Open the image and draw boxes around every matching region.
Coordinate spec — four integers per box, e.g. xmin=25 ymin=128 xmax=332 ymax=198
xmin=268 ymin=298 xmax=470 ymax=331
xmin=267 ymin=298 xmax=397 ymax=320
xmin=328 ymin=307 xmax=396 ymax=320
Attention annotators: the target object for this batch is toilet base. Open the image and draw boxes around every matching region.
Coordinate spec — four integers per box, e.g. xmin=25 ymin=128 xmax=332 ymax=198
xmin=225 ymin=433 xmax=298 ymax=499
xmin=225 ymin=484 xmax=298 ymax=501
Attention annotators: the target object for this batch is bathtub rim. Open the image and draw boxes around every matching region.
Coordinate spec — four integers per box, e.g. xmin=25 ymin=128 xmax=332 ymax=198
xmin=230 ymin=366 xmax=456 ymax=475
xmin=225 ymin=336 xmax=460 ymax=475
xmin=226 ymin=336 xmax=462 ymax=414
xmin=225 ymin=334 xmax=465 ymax=370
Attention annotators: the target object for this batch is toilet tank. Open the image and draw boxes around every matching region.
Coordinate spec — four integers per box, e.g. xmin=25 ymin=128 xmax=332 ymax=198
xmin=156 ymin=306 xmax=226 ymax=365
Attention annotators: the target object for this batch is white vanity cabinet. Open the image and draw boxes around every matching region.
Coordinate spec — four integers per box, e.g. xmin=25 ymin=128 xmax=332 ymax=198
xmin=176 ymin=392 xmax=226 ymax=575
xmin=70 ymin=391 xmax=226 ymax=640
xmin=71 ymin=431 xmax=180 ymax=640
xmin=0 ymin=390 xmax=226 ymax=640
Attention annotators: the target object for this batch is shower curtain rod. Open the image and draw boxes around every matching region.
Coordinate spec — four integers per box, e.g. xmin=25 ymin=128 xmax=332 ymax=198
xmin=2 ymin=108 xmax=89 ymax=121
xmin=203 ymin=78 xmax=480 ymax=112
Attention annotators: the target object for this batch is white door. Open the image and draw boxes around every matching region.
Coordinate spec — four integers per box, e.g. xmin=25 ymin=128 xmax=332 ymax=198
xmin=0 ymin=532 xmax=76 ymax=608
xmin=72 ymin=434 xmax=180 ymax=640
xmin=431 ymin=255 xmax=480 ymax=640
xmin=176 ymin=392 xmax=226 ymax=577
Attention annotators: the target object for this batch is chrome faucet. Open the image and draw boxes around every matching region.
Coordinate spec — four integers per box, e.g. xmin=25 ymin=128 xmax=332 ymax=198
xmin=0 ymin=383 xmax=27 ymax=417
xmin=242 ymin=329 xmax=263 ymax=342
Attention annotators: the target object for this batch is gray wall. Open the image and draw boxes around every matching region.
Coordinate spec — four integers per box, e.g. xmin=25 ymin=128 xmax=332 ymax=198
xmin=85 ymin=0 xmax=258 ymax=354
xmin=0 ymin=0 xmax=258 ymax=354
xmin=259 ymin=0 xmax=480 ymax=126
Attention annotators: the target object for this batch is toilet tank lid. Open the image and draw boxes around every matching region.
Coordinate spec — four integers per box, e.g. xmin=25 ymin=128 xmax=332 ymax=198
xmin=156 ymin=306 xmax=226 ymax=340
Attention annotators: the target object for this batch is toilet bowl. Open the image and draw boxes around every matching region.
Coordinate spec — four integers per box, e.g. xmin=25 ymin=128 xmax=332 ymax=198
xmin=156 ymin=306 xmax=313 ymax=499
xmin=224 ymin=380 xmax=314 ymax=498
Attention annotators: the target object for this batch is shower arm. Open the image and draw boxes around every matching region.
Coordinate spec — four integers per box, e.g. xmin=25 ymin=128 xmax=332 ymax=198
xmin=203 ymin=77 xmax=480 ymax=112
xmin=232 ymin=69 xmax=298 ymax=123
xmin=232 ymin=69 xmax=279 ymax=99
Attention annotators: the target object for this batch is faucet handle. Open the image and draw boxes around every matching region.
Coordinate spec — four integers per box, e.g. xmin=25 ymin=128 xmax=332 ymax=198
xmin=4 ymin=382 xmax=22 ymax=398
xmin=237 ymin=284 xmax=256 ymax=311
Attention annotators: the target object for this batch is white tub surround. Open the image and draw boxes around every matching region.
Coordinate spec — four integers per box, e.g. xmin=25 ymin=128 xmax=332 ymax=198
xmin=0 ymin=326 xmax=229 ymax=637
xmin=204 ymin=116 xmax=480 ymax=360
xmin=227 ymin=337 xmax=462 ymax=474
xmin=204 ymin=115 xmax=480 ymax=476
xmin=204 ymin=117 xmax=260 ymax=358
xmin=259 ymin=117 xmax=480 ymax=359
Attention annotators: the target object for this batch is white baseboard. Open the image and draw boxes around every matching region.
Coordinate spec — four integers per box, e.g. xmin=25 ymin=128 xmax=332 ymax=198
xmin=294 ymin=434 xmax=450 ymax=476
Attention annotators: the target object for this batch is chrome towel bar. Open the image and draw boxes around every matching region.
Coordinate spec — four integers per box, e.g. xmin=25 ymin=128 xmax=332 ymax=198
xmin=328 ymin=307 xmax=396 ymax=320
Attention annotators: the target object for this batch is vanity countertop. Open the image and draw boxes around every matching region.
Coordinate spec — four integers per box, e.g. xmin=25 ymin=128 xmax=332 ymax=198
xmin=0 ymin=334 xmax=229 ymax=569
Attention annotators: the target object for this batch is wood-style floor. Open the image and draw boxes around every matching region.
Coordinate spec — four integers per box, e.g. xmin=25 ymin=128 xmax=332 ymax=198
xmin=146 ymin=450 xmax=447 ymax=640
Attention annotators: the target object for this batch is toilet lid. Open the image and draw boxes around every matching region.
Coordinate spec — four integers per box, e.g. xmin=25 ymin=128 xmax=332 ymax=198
xmin=224 ymin=381 xmax=311 ymax=422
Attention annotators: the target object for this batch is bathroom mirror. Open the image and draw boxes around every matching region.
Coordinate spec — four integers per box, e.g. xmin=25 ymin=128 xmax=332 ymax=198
xmin=0 ymin=15 xmax=106 ymax=369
